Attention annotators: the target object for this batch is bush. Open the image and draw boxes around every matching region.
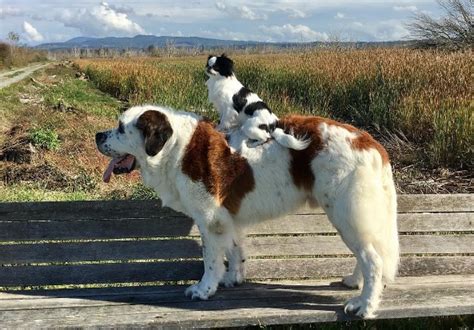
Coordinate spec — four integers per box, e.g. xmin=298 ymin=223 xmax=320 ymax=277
xmin=29 ymin=128 xmax=61 ymax=150
xmin=0 ymin=42 xmax=48 ymax=69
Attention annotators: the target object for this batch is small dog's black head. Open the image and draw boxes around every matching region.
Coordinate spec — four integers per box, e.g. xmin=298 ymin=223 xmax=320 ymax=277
xmin=206 ymin=53 xmax=234 ymax=78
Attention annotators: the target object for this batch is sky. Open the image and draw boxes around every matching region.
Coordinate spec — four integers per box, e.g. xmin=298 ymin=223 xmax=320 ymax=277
xmin=0 ymin=0 xmax=443 ymax=45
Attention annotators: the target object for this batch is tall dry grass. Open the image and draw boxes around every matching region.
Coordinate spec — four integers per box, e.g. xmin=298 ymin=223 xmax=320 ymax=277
xmin=75 ymin=48 xmax=473 ymax=169
xmin=0 ymin=43 xmax=48 ymax=69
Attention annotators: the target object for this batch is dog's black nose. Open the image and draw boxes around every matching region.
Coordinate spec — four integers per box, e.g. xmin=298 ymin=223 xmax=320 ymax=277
xmin=95 ymin=132 xmax=106 ymax=145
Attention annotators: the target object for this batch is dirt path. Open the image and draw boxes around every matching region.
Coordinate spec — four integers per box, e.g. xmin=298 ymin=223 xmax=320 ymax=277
xmin=0 ymin=63 xmax=50 ymax=89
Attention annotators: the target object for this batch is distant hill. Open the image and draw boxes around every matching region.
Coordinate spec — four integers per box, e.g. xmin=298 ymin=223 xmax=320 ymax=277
xmin=36 ymin=34 xmax=412 ymax=51
xmin=36 ymin=35 xmax=261 ymax=50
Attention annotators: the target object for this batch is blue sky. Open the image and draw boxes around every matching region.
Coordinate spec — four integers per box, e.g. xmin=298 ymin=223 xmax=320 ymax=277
xmin=0 ymin=1 xmax=442 ymax=44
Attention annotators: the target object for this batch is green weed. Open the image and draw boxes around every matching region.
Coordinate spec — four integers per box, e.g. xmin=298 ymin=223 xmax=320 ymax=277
xmin=29 ymin=128 xmax=61 ymax=150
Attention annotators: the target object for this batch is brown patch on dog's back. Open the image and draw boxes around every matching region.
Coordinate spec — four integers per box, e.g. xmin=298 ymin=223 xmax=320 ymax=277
xmin=182 ymin=121 xmax=255 ymax=214
xmin=278 ymin=116 xmax=324 ymax=192
xmin=278 ymin=115 xmax=390 ymax=191
xmin=350 ymin=131 xmax=390 ymax=165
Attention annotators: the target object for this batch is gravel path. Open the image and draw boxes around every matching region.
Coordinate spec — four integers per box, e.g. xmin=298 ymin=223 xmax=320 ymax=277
xmin=0 ymin=63 xmax=49 ymax=89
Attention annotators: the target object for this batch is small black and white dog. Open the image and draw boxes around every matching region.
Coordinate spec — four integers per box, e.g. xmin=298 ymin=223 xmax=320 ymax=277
xmin=205 ymin=54 xmax=310 ymax=149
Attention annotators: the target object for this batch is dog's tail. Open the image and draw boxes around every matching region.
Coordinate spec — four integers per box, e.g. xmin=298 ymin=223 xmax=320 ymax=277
xmin=271 ymin=127 xmax=311 ymax=151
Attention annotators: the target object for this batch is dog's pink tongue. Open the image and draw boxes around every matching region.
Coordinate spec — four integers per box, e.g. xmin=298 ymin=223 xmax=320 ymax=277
xmin=103 ymin=158 xmax=121 ymax=183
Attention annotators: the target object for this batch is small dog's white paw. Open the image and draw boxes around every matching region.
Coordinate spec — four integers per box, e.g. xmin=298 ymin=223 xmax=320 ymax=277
xmin=247 ymin=139 xmax=265 ymax=148
xmin=184 ymin=282 xmax=215 ymax=300
xmin=220 ymin=269 xmax=244 ymax=288
xmin=342 ymin=274 xmax=363 ymax=289
xmin=344 ymin=296 xmax=376 ymax=319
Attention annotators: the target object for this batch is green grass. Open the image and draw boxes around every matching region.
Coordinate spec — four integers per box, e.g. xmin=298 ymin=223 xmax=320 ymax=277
xmin=0 ymin=64 xmax=137 ymax=202
xmin=42 ymin=71 xmax=121 ymax=119
xmin=29 ymin=128 xmax=61 ymax=150
xmin=0 ymin=185 xmax=96 ymax=202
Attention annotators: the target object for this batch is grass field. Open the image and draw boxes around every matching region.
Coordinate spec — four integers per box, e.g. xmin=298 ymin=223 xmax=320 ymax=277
xmin=75 ymin=49 xmax=473 ymax=170
xmin=0 ymin=63 xmax=156 ymax=201
xmin=0 ymin=57 xmax=472 ymax=330
xmin=1 ymin=48 xmax=472 ymax=202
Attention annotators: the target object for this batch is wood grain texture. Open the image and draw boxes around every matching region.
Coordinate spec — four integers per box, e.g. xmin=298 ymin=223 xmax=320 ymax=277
xmin=0 ymin=256 xmax=472 ymax=287
xmin=296 ymin=194 xmax=474 ymax=214
xmin=0 ymin=194 xmax=472 ymax=327
xmin=0 ymin=212 xmax=472 ymax=241
xmin=0 ymin=276 xmax=472 ymax=328
xmin=1 ymin=235 xmax=472 ymax=264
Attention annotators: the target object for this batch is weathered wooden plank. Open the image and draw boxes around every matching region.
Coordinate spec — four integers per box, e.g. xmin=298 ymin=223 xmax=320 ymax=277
xmin=251 ymin=256 xmax=474 ymax=279
xmin=1 ymin=235 xmax=471 ymax=264
xmin=397 ymin=194 xmax=473 ymax=213
xmin=0 ymin=216 xmax=196 ymax=240
xmin=0 ymin=256 xmax=471 ymax=287
xmin=0 ymin=274 xmax=469 ymax=300
xmin=0 ymin=275 xmax=471 ymax=309
xmin=296 ymin=194 xmax=474 ymax=214
xmin=0 ymin=200 xmax=175 ymax=221
xmin=1 ymin=212 xmax=472 ymax=241
xmin=0 ymin=276 xmax=472 ymax=328
xmin=1 ymin=195 xmax=471 ymax=222
xmin=249 ymin=212 xmax=474 ymax=235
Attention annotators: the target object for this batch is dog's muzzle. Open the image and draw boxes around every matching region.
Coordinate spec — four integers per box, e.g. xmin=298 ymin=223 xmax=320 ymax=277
xmin=95 ymin=132 xmax=107 ymax=145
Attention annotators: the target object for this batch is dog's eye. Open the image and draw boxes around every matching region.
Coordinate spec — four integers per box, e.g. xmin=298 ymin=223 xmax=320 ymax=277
xmin=118 ymin=122 xmax=125 ymax=134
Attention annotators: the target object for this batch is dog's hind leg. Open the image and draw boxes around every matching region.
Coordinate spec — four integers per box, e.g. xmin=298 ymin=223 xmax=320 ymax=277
xmin=241 ymin=117 xmax=271 ymax=147
xmin=185 ymin=212 xmax=235 ymax=300
xmin=330 ymin=165 xmax=392 ymax=319
xmin=344 ymin=244 xmax=383 ymax=318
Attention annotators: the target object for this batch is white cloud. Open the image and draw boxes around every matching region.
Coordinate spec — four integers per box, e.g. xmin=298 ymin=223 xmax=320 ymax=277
xmin=107 ymin=4 xmax=136 ymax=15
xmin=0 ymin=6 xmax=21 ymax=19
xmin=215 ymin=2 xmax=267 ymax=20
xmin=351 ymin=19 xmax=410 ymax=40
xmin=393 ymin=5 xmax=418 ymax=12
xmin=260 ymin=24 xmax=328 ymax=42
xmin=56 ymin=2 xmax=145 ymax=37
xmin=199 ymin=28 xmax=249 ymax=41
xmin=335 ymin=12 xmax=345 ymax=19
xmin=285 ymin=8 xmax=307 ymax=18
xmin=23 ymin=21 xmax=44 ymax=42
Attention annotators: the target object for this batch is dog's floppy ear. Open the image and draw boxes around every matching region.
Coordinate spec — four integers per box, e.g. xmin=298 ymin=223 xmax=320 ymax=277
xmin=136 ymin=110 xmax=173 ymax=156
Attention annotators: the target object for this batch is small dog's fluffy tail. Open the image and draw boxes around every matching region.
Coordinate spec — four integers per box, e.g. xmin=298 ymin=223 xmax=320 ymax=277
xmin=271 ymin=127 xmax=311 ymax=150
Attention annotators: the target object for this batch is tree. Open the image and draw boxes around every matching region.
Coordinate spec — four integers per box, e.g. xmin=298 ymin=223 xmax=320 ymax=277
xmin=7 ymin=31 xmax=20 ymax=45
xmin=6 ymin=31 xmax=20 ymax=60
xmin=408 ymin=0 xmax=473 ymax=50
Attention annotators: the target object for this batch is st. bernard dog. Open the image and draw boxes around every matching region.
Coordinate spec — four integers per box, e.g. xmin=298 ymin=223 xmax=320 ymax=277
xmin=96 ymin=105 xmax=399 ymax=319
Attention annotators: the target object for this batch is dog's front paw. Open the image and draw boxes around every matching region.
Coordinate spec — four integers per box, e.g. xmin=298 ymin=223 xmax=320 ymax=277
xmin=344 ymin=296 xmax=376 ymax=319
xmin=184 ymin=282 xmax=215 ymax=300
xmin=342 ymin=274 xmax=363 ymax=289
xmin=220 ymin=269 xmax=245 ymax=288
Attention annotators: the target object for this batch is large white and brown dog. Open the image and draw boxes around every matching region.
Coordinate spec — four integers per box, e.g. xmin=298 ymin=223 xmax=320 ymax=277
xmin=96 ymin=105 xmax=399 ymax=319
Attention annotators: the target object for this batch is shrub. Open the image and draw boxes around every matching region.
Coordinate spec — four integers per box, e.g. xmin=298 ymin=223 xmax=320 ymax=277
xmin=29 ymin=128 xmax=61 ymax=151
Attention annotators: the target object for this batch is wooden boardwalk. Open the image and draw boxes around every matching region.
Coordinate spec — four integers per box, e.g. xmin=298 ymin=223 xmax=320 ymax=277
xmin=0 ymin=194 xmax=472 ymax=327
